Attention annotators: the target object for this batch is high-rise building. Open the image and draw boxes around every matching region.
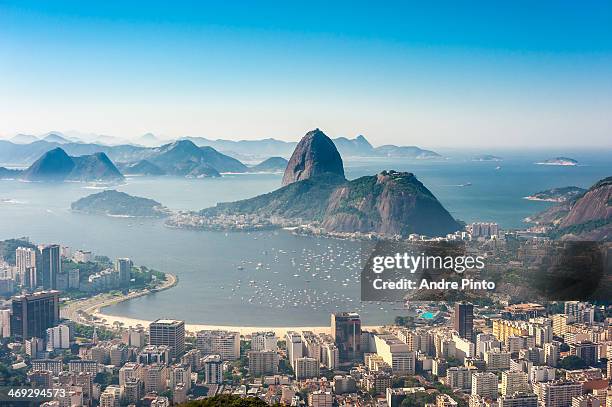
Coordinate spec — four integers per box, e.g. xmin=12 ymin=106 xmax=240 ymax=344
xmin=535 ymin=381 xmax=583 ymax=407
xmin=251 ymin=331 xmax=277 ymax=351
xmin=149 ymin=319 xmax=185 ymax=360
xmin=46 ymin=324 xmax=71 ymax=350
xmin=196 ymin=330 xmax=240 ymax=361
xmin=454 ymin=302 xmax=474 ymax=342
xmin=37 ymin=245 xmax=61 ymax=290
xmin=10 ymin=290 xmax=60 ymax=339
xmin=571 ymin=395 xmax=601 ymax=407
xmin=471 ymin=372 xmax=498 ymax=399
xmin=115 ymin=258 xmax=133 ymax=286
xmin=498 ymin=392 xmax=538 ymax=407
xmin=569 ymin=341 xmax=598 ymax=366
xmin=16 ymin=247 xmax=36 ymax=287
xmin=285 ymin=331 xmax=303 ymax=368
xmin=331 ymin=312 xmax=361 ymax=362
xmin=248 ymin=350 xmax=279 ymax=376
xmin=294 ymin=356 xmax=319 ymax=379
xmin=501 ymin=371 xmax=529 ymax=396
xmin=203 ymin=354 xmax=223 ymax=384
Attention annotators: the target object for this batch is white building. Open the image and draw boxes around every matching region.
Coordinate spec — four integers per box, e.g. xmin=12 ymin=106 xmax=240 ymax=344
xmin=196 ymin=330 xmax=240 ymax=361
xmin=46 ymin=324 xmax=71 ymax=350
xmin=285 ymin=331 xmax=303 ymax=368
xmin=472 ymin=372 xmax=498 ymax=399
xmin=203 ymin=354 xmax=223 ymax=384
xmin=501 ymin=371 xmax=529 ymax=396
xmin=294 ymin=357 xmax=319 ymax=379
xmin=251 ymin=331 xmax=277 ymax=351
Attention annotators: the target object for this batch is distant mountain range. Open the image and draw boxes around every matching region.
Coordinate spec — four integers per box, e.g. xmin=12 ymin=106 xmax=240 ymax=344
xmin=200 ymin=129 xmax=461 ymax=237
xmin=0 ymin=147 xmax=125 ymax=182
xmin=0 ymin=132 xmax=441 ymax=166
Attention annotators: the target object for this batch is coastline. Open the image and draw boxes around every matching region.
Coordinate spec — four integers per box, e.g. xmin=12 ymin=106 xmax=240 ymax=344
xmin=62 ymin=271 xmax=381 ymax=337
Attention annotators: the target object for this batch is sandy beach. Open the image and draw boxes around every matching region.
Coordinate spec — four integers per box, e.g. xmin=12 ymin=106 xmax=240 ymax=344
xmin=61 ymin=272 xmax=381 ymax=337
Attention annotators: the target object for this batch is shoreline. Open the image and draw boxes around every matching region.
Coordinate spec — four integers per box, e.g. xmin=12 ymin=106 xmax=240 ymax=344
xmin=62 ymin=272 xmax=382 ymax=337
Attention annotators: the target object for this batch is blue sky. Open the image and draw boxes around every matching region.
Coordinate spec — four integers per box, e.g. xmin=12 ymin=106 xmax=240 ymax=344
xmin=0 ymin=1 xmax=611 ymax=147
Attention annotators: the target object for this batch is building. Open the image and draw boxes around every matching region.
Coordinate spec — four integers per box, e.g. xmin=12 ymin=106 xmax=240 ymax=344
xmin=122 ymin=378 xmax=143 ymax=404
xmin=115 ymin=258 xmax=133 ymax=286
xmin=437 ymin=394 xmax=459 ymax=407
xmin=485 ymin=349 xmax=511 ymax=371
xmin=472 ymin=372 xmax=498 ymax=399
xmin=331 ymin=312 xmax=361 ymax=362
xmin=138 ymin=345 xmax=171 ymax=365
xmin=308 ymin=390 xmax=333 ymax=407
xmin=248 ymin=350 xmax=279 ymax=377
xmin=122 ymin=327 xmax=146 ymax=348
xmin=203 ymin=354 xmax=223 ymax=384
xmin=285 ymin=331 xmax=303 ymax=367
xmin=333 ymin=375 xmax=357 ymax=394
xmin=251 ymin=331 xmax=277 ymax=351
xmin=498 ymin=392 xmax=538 ymax=407
xmin=372 ymin=333 xmax=416 ymax=374
xmin=386 ymin=387 xmax=427 ymax=407
xmin=46 ymin=324 xmax=70 ymax=350
xmin=72 ymin=250 xmax=93 ymax=263
xmin=471 ymin=222 xmax=499 ymax=238
xmin=149 ymin=319 xmax=185 ymax=360
xmin=294 ymin=356 xmax=319 ymax=379
xmin=119 ymin=362 xmax=141 ymax=387
xmin=571 ymin=395 xmax=601 ymax=407
xmin=501 ymin=371 xmax=529 ymax=396
xmin=100 ymin=385 xmax=121 ymax=407
xmin=68 ymin=360 xmax=99 ymax=374
xmin=142 ymin=364 xmax=167 ymax=394
xmin=38 ymin=244 xmax=61 ymax=290
xmin=570 ymin=341 xmax=598 ymax=366
xmin=67 ymin=268 xmax=80 ymax=289
xmin=535 ymin=381 xmax=583 ymax=407
xmin=10 ymin=291 xmax=60 ymax=339
xmin=16 ymin=247 xmax=36 ymax=287
xmin=446 ymin=366 xmax=473 ymax=391
xmin=196 ymin=330 xmax=240 ymax=361
xmin=32 ymin=359 xmax=62 ymax=375
xmin=454 ymin=302 xmax=474 ymax=342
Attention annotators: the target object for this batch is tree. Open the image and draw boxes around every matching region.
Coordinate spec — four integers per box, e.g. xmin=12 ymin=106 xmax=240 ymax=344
xmin=179 ymin=394 xmax=280 ymax=406
xmin=559 ymin=355 xmax=587 ymax=370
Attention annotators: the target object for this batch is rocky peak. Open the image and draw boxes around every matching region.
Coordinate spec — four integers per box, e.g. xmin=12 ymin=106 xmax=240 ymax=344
xmin=281 ymin=128 xmax=345 ymax=186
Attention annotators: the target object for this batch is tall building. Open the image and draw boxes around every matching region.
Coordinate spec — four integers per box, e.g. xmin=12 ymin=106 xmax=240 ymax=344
xmin=115 ymin=258 xmax=133 ymax=286
xmin=294 ymin=356 xmax=319 ymax=379
xmin=10 ymin=290 xmax=60 ymax=339
xmin=248 ymin=350 xmax=279 ymax=376
xmin=251 ymin=331 xmax=277 ymax=351
xmin=203 ymin=354 xmax=223 ymax=384
xmin=535 ymin=381 xmax=583 ymax=407
xmin=498 ymin=392 xmax=538 ymax=407
xmin=501 ymin=371 xmax=529 ymax=396
xmin=454 ymin=302 xmax=474 ymax=342
xmin=16 ymin=247 xmax=36 ymax=287
xmin=331 ymin=312 xmax=361 ymax=362
xmin=285 ymin=331 xmax=303 ymax=368
xmin=46 ymin=324 xmax=71 ymax=350
xmin=149 ymin=319 xmax=185 ymax=360
xmin=471 ymin=372 xmax=498 ymax=399
xmin=569 ymin=341 xmax=598 ymax=366
xmin=38 ymin=244 xmax=61 ymax=290
xmin=196 ymin=330 xmax=240 ymax=361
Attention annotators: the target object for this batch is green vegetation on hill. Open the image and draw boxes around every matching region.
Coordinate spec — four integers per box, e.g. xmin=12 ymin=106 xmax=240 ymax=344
xmin=180 ymin=395 xmax=279 ymax=406
xmin=71 ymin=190 xmax=170 ymax=217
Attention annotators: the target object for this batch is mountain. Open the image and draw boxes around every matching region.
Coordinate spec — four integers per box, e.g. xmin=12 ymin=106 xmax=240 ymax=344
xmin=248 ymin=157 xmax=288 ymax=173
xmin=0 ymin=167 xmax=22 ymax=179
xmin=199 ymin=129 xmax=460 ymax=238
xmin=528 ymin=176 xmax=611 ymax=241
xmin=322 ymin=170 xmax=461 ymax=236
xmin=199 ymin=146 xmax=248 ymax=173
xmin=374 ymin=145 xmax=442 ymax=159
xmin=182 ymin=137 xmax=297 ymax=158
xmin=21 ymin=148 xmax=124 ymax=182
xmin=71 ymin=190 xmax=170 ymax=217
xmin=332 ymin=135 xmax=375 ymax=156
xmin=137 ymin=133 xmax=164 ymax=147
xmin=10 ymin=134 xmax=38 ymax=144
xmin=42 ymin=132 xmax=71 ymax=144
xmin=148 ymin=140 xmax=221 ymax=177
xmin=525 ymin=186 xmax=586 ymax=202
xmin=122 ymin=160 xmax=165 ymax=176
xmin=281 ymin=129 xmax=345 ymax=186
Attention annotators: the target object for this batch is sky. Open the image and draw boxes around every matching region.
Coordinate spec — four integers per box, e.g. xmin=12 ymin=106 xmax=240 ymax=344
xmin=0 ymin=1 xmax=611 ymax=148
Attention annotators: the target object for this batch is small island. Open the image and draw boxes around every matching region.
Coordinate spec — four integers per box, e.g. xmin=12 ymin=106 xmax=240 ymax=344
xmin=71 ymin=190 xmax=171 ymax=218
xmin=472 ymin=154 xmax=502 ymax=162
xmin=535 ymin=157 xmax=578 ymax=166
xmin=524 ymin=186 xmax=586 ymax=202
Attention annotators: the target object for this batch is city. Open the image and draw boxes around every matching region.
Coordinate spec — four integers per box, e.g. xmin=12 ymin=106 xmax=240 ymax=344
xmin=0 ymin=228 xmax=610 ymax=407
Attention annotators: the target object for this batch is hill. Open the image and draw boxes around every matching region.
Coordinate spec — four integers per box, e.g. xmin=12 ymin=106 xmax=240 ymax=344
xmin=71 ymin=190 xmax=170 ymax=217
xmin=247 ymin=157 xmax=288 ymax=173
xmin=21 ymin=148 xmax=124 ymax=182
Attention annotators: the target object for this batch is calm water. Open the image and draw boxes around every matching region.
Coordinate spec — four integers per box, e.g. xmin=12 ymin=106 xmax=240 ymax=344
xmin=1 ymin=151 xmax=610 ymax=326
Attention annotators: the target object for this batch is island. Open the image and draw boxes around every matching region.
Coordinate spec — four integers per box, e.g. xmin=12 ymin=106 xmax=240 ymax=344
xmin=472 ymin=154 xmax=502 ymax=162
xmin=535 ymin=157 xmax=578 ymax=166
xmin=71 ymin=190 xmax=171 ymax=218
xmin=524 ymin=186 xmax=586 ymax=202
